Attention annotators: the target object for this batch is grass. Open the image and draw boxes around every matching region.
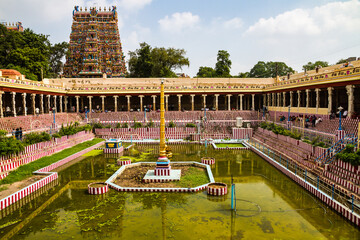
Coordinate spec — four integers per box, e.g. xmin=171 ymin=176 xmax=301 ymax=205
xmin=0 ymin=138 xmax=104 ymax=186
xmin=215 ymin=143 xmax=245 ymax=148
xmin=82 ymin=149 xmax=103 ymax=157
xmin=175 ymin=167 xmax=209 ymax=188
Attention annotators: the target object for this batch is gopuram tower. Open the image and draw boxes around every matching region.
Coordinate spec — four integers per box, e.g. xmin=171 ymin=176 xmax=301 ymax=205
xmin=63 ymin=6 xmax=127 ymax=78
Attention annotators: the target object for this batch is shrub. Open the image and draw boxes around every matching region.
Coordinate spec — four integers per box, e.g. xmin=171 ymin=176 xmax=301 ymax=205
xmin=145 ymin=119 xmax=155 ymax=128
xmin=260 ymin=122 xmax=268 ymax=129
xmin=23 ymin=132 xmax=51 ymax=145
xmin=133 ymin=122 xmax=142 ymax=129
xmin=168 ymin=121 xmax=176 ymax=128
xmin=52 ymin=133 xmax=61 ymax=138
xmin=0 ymin=137 xmax=24 ymax=156
xmin=116 ymin=123 xmax=121 ymax=128
xmin=186 ymin=123 xmax=196 ymax=128
xmin=122 ymin=123 xmax=129 ymax=128
xmin=92 ymin=123 xmax=104 ymax=129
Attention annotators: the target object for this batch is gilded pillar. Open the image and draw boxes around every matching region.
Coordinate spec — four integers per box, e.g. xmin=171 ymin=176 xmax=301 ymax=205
xmin=53 ymin=95 xmax=57 ymax=112
xmin=289 ymin=91 xmax=293 ymax=107
xmin=272 ymin=93 xmax=275 ymax=107
xmin=47 ymin=95 xmax=51 ymax=113
xmin=177 ymin=94 xmax=182 ymax=111
xmin=165 ymin=95 xmax=169 ymax=111
xmin=59 ymin=95 xmax=63 ymax=113
xmin=87 ymin=96 xmax=92 ymax=113
xmin=282 ymin=92 xmax=286 ymax=107
xmin=139 ymin=95 xmax=144 ymax=112
xmin=305 ymin=89 xmax=310 ymax=110
xmin=64 ymin=96 xmax=68 ymax=112
xmin=0 ymin=91 xmax=3 ymax=118
xmin=297 ymin=90 xmax=301 ymax=109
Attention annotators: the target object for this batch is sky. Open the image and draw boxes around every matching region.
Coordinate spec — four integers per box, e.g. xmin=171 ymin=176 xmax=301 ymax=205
xmin=1 ymin=0 xmax=360 ymax=77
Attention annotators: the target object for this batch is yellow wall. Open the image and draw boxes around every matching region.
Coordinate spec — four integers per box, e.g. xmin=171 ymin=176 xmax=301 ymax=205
xmin=268 ymin=106 xmax=328 ymax=115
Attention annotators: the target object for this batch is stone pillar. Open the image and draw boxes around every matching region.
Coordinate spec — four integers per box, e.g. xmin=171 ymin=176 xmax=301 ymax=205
xmin=327 ymin=87 xmax=333 ymax=114
xmin=47 ymin=95 xmax=51 ymax=113
xmin=40 ymin=94 xmax=44 ymax=114
xmin=22 ymin=93 xmax=27 ymax=116
xmin=215 ymin=94 xmax=219 ymax=111
xmin=64 ymin=96 xmax=68 ymax=112
xmin=139 ymin=95 xmax=144 ymax=112
xmin=177 ymin=94 xmax=182 ymax=111
xmin=113 ymin=96 xmax=118 ymax=112
xmin=190 ymin=94 xmax=195 ymax=111
xmin=100 ymin=95 xmax=106 ymax=112
xmin=0 ymin=91 xmax=3 ymax=118
xmin=53 ymin=95 xmax=57 ymax=112
xmin=165 ymin=95 xmax=169 ymax=111
xmin=297 ymin=90 xmax=301 ymax=109
xmin=202 ymin=94 xmax=207 ymax=109
xmin=80 ymin=96 xmax=84 ymax=112
xmin=282 ymin=92 xmax=286 ymax=107
xmin=31 ymin=93 xmax=36 ymax=115
xmin=305 ymin=89 xmax=310 ymax=110
xmin=152 ymin=95 xmax=156 ymax=111
xmin=346 ymin=85 xmax=355 ymax=118
xmin=11 ymin=92 xmax=16 ymax=117
xmin=88 ymin=96 xmax=92 ymax=113
xmin=239 ymin=94 xmax=243 ymax=111
xmin=75 ymin=96 xmax=80 ymax=113
xmin=59 ymin=96 xmax=63 ymax=113
xmin=315 ymin=88 xmax=321 ymax=114
xmin=272 ymin=93 xmax=275 ymax=107
xmin=289 ymin=91 xmax=293 ymax=107
xmin=252 ymin=94 xmax=255 ymax=111
xmin=267 ymin=93 xmax=270 ymax=106
xmin=126 ymin=95 xmax=131 ymax=111
xmin=277 ymin=93 xmax=280 ymax=107
xmin=227 ymin=94 xmax=232 ymax=111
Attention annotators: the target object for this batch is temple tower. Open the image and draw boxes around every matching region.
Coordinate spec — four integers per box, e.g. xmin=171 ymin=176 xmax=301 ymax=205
xmin=64 ymin=6 xmax=126 ymax=78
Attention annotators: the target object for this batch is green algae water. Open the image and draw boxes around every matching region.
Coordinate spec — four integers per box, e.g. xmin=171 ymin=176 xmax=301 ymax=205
xmin=1 ymin=144 xmax=359 ymax=239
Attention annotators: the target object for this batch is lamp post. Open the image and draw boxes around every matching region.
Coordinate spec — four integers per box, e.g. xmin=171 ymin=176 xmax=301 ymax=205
xmin=53 ymin=107 xmax=56 ymax=125
xmin=204 ymin=105 xmax=207 ymax=122
xmin=262 ymin=105 xmax=266 ymax=120
xmin=85 ymin=106 xmax=88 ymax=121
xmin=144 ymin=106 xmax=147 ymax=122
xmin=287 ymin=105 xmax=291 ymax=121
xmin=337 ymin=106 xmax=343 ymax=130
xmin=287 ymin=105 xmax=291 ymax=130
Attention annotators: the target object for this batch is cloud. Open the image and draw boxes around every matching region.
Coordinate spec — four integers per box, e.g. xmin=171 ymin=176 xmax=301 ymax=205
xmin=245 ymin=0 xmax=360 ymax=37
xmin=158 ymin=12 xmax=200 ymax=33
xmin=118 ymin=0 xmax=152 ymax=11
xmin=223 ymin=17 xmax=243 ymax=29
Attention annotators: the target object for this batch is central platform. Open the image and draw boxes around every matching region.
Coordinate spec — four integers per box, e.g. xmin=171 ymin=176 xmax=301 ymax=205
xmin=143 ymin=169 xmax=181 ymax=183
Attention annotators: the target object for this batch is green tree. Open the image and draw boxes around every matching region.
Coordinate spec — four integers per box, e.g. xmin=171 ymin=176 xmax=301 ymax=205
xmin=128 ymin=42 xmax=153 ymax=77
xmin=196 ymin=66 xmax=216 ymax=78
xmin=128 ymin=42 xmax=189 ymax=78
xmin=249 ymin=61 xmax=294 ymax=78
xmin=215 ymin=50 xmax=232 ymax=77
xmin=302 ymin=61 xmax=328 ymax=71
xmin=236 ymin=72 xmax=250 ymax=78
xmin=49 ymin=42 xmax=69 ymax=77
xmin=336 ymin=59 xmax=347 ymax=64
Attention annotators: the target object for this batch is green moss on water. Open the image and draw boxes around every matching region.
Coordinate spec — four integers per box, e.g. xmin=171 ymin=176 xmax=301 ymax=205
xmin=82 ymin=149 xmax=103 ymax=157
xmin=215 ymin=143 xmax=245 ymax=148
xmin=0 ymin=138 xmax=104 ymax=185
xmin=175 ymin=167 xmax=209 ymax=188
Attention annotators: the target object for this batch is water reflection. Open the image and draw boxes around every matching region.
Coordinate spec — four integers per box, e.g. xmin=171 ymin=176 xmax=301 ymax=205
xmin=0 ymin=144 xmax=359 ymax=239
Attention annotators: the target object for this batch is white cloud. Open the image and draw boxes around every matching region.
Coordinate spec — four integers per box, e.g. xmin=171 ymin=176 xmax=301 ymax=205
xmin=223 ymin=17 xmax=243 ymax=29
xmin=158 ymin=12 xmax=200 ymax=33
xmin=118 ymin=0 xmax=152 ymax=11
xmin=245 ymin=0 xmax=360 ymax=37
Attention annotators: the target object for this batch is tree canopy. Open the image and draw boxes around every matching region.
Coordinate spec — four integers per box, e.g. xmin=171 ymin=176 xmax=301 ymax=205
xmin=196 ymin=50 xmax=232 ymax=78
xmin=128 ymin=42 xmax=190 ymax=78
xmin=302 ymin=61 xmax=328 ymax=71
xmin=0 ymin=25 xmax=68 ymax=80
xmin=249 ymin=61 xmax=294 ymax=78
